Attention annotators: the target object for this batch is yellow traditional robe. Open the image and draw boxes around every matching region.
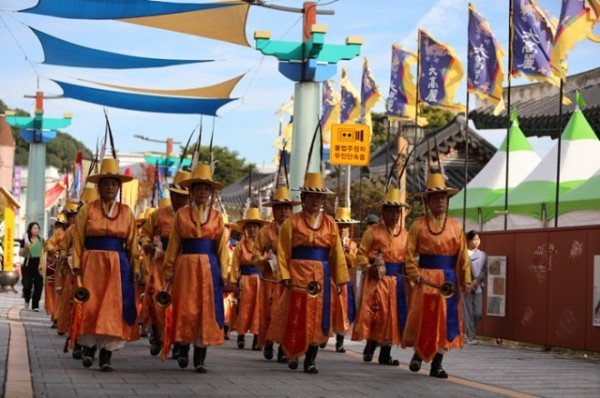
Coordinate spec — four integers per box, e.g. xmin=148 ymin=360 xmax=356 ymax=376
xmin=43 ymin=228 xmax=64 ymax=319
xmin=403 ymin=215 xmax=471 ymax=362
xmin=55 ymin=225 xmax=76 ymax=335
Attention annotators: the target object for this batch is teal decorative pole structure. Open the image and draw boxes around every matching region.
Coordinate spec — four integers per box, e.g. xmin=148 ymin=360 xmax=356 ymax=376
xmin=6 ymin=92 xmax=72 ymax=230
xmin=254 ymin=2 xmax=361 ymax=196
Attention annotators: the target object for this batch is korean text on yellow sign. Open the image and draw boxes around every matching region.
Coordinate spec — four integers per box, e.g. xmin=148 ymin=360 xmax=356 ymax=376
xmin=329 ymin=124 xmax=371 ymax=166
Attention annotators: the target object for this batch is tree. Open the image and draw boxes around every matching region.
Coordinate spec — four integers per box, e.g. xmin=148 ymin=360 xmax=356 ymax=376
xmin=420 ymin=106 xmax=455 ymax=130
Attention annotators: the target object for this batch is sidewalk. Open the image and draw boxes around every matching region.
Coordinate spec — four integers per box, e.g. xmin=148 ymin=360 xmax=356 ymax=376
xmin=1 ymin=289 xmax=599 ymax=398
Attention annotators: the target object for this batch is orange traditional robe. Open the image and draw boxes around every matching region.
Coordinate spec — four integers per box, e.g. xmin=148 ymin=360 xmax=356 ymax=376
xmin=139 ymin=206 xmax=175 ymax=338
xmin=55 ymin=225 xmax=76 ymax=335
xmin=43 ymin=228 xmax=64 ymax=320
xmin=352 ymin=222 xmax=408 ymax=346
xmin=403 ymin=215 xmax=471 ymax=362
xmin=332 ymin=237 xmax=357 ymax=335
xmin=230 ymin=236 xmax=264 ymax=336
xmin=267 ymin=211 xmax=349 ymax=359
xmin=73 ymin=200 xmax=140 ymax=348
xmin=163 ymin=204 xmax=229 ymax=346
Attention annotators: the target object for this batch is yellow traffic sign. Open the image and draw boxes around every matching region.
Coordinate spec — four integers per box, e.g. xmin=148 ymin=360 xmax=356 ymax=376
xmin=329 ymin=124 xmax=371 ymax=166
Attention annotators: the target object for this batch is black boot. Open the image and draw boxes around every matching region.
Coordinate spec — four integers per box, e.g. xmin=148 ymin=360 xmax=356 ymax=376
xmin=72 ymin=343 xmax=83 ymax=360
xmin=224 ymin=325 xmax=230 ymax=340
xmin=277 ymin=345 xmax=287 ymax=363
xmin=409 ymin=352 xmax=422 ymax=372
xmin=237 ymin=334 xmax=245 ymax=349
xmin=319 ymin=341 xmax=327 ymax=349
xmin=363 ymin=339 xmax=376 ymax=362
xmin=335 ymin=334 xmax=346 ymax=353
xmin=263 ymin=341 xmax=274 ymax=360
xmin=378 ymin=345 xmax=400 ymax=366
xmin=99 ymin=349 xmax=113 ymax=372
xmin=303 ymin=345 xmax=319 ymax=374
xmin=429 ymin=353 xmax=448 ymax=379
xmin=177 ymin=344 xmax=190 ymax=368
xmin=82 ymin=346 xmax=97 ymax=368
xmin=193 ymin=346 xmax=207 ymax=373
xmin=171 ymin=343 xmax=180 ymax=360
xmin=252 ymin=334 xmax=260 ymax=351
xmin=288 ymin=358 xmax=298 ymax=370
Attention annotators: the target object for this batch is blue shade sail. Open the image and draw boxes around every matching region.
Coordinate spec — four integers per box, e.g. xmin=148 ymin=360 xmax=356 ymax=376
xmin=53 ymin=80 xmax=235 ymax=115
xmin=31 ymin=28 xmax=210 ymax=69
xmin=21 ymin=0 xmax=236 ymax=19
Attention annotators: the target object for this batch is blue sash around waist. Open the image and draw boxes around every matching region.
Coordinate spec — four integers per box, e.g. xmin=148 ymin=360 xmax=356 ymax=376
xmin=385 ymin=262 xmax=407 ymax=335
xmin=161 ymin=237 xmax=169 ymax=250
xmin=347 ymin=279 xmax=356 ymax=324
xmin=179 ymin=238 xmax=224 ymax=329
xmin=418 ymin=254 xmax=459 ymax=342
xmin=240 ymin=265 xmax=262 ymax=276
xmin=84 ymin=237 xmax=136 ymax=326
xmin=292 ymin=246 xmax=331 ymax=335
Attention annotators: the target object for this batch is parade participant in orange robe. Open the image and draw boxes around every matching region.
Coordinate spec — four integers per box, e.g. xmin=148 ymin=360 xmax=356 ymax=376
xmin=55 ymin=199 xmax=81 ymax=336
xmin=56 ymin=195 xmax=89 ymax=359
xmin=222 ymin=215 xmax=238 ymax=340
xmin=403 ymin=172 xmax=472 ymax=379
xmin=268 ymin=172 xmax=349 ymax=374
xmin=72 ymin=158 xmax=140 ymax=372
xmin=351 ymin=188 xmax=409 ymax=366
xmin=140 ymin=171 xmax=190 ymax=357
xmin=258 ymin=186 xmax=299 ymax=362
xmin=43 ymin=214 xmax=67 ymax=326
xmin=135 ymin=207 xmax=155 ymax=341
xmin=163 ymin=163 xmax=229 ymax=373
xmin=331 ymin=207 xmax=358 ymax=354
xmin=229 ymin=207 xmax=269 ymax=351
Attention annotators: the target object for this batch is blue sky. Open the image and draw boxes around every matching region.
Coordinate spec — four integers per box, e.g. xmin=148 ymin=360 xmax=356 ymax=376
xmin=0 ymin=0 xmax=598 ymax=167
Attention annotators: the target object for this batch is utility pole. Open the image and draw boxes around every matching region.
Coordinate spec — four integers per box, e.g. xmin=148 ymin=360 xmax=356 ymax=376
xmin=5 ymin=92 xmax=72 ymax=232
xmin=253 ymin=1 xmax=361 ymax=197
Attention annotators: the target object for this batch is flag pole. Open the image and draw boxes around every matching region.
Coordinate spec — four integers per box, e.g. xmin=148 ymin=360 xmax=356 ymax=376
xmin=463 ymin=93 xmax=470 ymax=231
xmin=414 ymin=30 xmax=422 ymax=192
xmin=504 ymin=0 xmax=514 ymax=231
xmin=385 ymin=117 xmax=391 ymax=177
xmin=554 ymin=78 xmax=564 ymax=228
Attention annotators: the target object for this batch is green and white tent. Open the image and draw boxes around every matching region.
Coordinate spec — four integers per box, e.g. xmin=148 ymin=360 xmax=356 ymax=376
xmin=555 ymin=167 xmax=600 ymax=226
xmin=483 ymin=106 xmax=600 ymax=230
xmin=449 ymin=118 xmax=540 ymax=231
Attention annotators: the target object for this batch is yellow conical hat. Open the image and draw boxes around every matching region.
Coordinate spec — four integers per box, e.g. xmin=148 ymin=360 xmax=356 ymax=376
xmin=81 ymin=185 xmax=98 ymax=203
xmin=158 ymin=197 xmax=172 ymax=208
xmin=415 ymin=172 xmax=459 ymax=198
xmin=168 ymin=170 xmax=191 ymax=195
xmin=296 ymin=172 xmax=334 ymax=194
xmin=62 ymin=198 xmax=81 ymax=214
xmin=381 ymin=188 xmax=410 ymax=207
xmin=180 ymin=163 xmax=224 ymax=190
xmin=263 ymin=186 xmax=301 ymax=207
xmin=223 ymin=214 xmax=240 ymax=231
xmin=55 ymin=213 xmax=68 ymax=224
xmin=136 ymin=207 xmax=156 ymax=224
xmin=87 ymin=158 xmax=132 ymax=184
xmin=334 ymin=207 xmax=359 ymax=224
xmin=237 ymin=206 xmax=268 ymax=228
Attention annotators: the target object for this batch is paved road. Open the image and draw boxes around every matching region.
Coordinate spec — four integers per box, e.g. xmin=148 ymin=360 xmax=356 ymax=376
xmin=1 ymin=289 xmax=599 ymax=398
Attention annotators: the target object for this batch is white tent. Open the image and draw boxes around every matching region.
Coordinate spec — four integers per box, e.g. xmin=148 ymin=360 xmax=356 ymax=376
xmin=449 ymin=118 xmax=540 ymax=231
xmin=555 ymin=166 xmax=600 ymax=226
xmin=483 ymin=106 xmax=600 ymax=230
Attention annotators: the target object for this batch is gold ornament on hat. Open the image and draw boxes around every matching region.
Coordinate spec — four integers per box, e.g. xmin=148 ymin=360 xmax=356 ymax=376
xmin=62 ymin=198 xmax=81 ymax=214
xmin=168 ymin=170 xmax=191 ymax=195
xmin=263 ymin=186 xmax=301 ymax=207
xmin=415 ymin=172 xmax=459 ymax=198
xmin=334 ymin=207 xmax=359 ymax=224
xmin=180 ymin=163 xmax=224 ymax=190
xmin=87 ymin=158 xmax=132 ymax=184
xmin=237 ymin=207 xmax=269 ymax=229
xmin=55 ymin=213 xmax=68 ymax=224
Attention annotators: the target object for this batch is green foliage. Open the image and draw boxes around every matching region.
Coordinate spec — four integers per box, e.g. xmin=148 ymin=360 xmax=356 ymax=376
xmin=184 ymin=145 xmax=253 ymax=187
xmin=420 ymin=106 xmax=455 ymax=130
xmin=2 ymin=99 xmax=92 ymax=170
